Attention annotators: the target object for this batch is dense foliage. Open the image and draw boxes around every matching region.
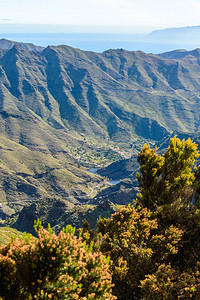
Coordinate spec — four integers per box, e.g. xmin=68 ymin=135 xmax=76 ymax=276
xmin=137 ymin=136 xmax=199 ymax=209
xmin=98 ymin=136 xmax=200 ymax=299
xmin=0 ymin=221 xmax=115 ymax=300
xmin=1 ymin=136 xmax=200 ymax=299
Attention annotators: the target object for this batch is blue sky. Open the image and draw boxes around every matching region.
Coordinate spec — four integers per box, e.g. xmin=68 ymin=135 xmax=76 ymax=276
xmin=0 ymin=0 xmax=200 ymax=32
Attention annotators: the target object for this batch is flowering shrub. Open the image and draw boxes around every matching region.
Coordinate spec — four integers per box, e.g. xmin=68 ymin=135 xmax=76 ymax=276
xmin=98 ymin=206 xmax=183 ymax=299
xmin=97 ymin=136 xmax=200 ymax=299
xmin=0 ymin=222 xmax=116 ymax=300
xmin=137 ymin=136 xmax=199 ymax=209
xmin=2 ymin=136 xmax=200 ymax=300
xmin=140 ymin=263 xmax=200 ymax=299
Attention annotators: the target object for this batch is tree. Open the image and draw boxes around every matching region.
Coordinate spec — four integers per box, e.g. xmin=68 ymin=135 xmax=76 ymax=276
xmin=98 ymin=136 xmax=200 ymax=299
xmin=137 ymin=136 xmax=199 ymax=210
xmin=98 ymin=206 xmax=183 ymax=299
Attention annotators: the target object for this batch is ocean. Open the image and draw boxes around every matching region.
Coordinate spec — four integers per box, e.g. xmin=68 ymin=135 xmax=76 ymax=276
xmin=0 ymin=32 xmax=198 ymax=54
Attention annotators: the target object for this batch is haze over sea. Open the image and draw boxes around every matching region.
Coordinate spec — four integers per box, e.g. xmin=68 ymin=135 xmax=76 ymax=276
xmin=1 ymin=32 xmax=200 ymax=54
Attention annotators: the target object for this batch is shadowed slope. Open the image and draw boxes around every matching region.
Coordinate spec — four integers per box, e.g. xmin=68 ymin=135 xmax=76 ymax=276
xmin=1 ymin=42 xmax=200 ymax=217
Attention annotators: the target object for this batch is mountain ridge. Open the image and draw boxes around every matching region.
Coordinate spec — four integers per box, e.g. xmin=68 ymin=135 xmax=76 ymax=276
xmin=1 ymin=39 xmax=200 ymax=219
xmin=149 ymin=25 xmax=200 ymax=40
xmin=0 ymin=38 xmax=44 ymax=52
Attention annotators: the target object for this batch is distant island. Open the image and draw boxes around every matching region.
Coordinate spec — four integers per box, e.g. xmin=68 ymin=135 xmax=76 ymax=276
xmin=1 ymin=25 xmax=200 ymax=53
xmin=148 ymin=25 xmax=200 ymax=42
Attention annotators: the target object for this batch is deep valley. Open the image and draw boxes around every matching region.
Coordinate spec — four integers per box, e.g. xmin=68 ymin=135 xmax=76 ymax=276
xmin=1 ymin=38 xmax=200 ymax=231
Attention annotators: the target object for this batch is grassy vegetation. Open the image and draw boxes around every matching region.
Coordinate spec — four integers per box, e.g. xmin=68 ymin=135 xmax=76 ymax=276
xmin=69 ymin=144 xmax=124 ymax=167
xmin=0 ymin=226 xmax=23 ymax=245
xmin=0 ymin=134 xmax=105 ymax=217
xmin=13 ymin=197 xmax=118 ymax=234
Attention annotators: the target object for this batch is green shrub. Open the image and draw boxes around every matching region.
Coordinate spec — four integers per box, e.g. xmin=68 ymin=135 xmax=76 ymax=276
xmin=0 ymin=222 xmax=115 ymax=300
xmin=98 ymin=137 xmax=200 ymax=299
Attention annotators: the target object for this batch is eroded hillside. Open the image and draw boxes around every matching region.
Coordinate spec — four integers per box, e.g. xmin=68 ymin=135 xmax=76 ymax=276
xmin=1 ymin=39 xmax=200 ymax=218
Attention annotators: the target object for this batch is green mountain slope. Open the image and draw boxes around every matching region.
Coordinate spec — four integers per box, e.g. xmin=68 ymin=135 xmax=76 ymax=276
xmin=1 ymin=40 xmax=200 ymax=218
xmin=0 ymin=134 xmax=104 ymax=219
xmin=14 ymin=198 xmax=117 ymax=234
xmin=2 ymin=43 xmax=200 ymax=141
xmin=0 ymin=226 xmax=24 ymax=245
